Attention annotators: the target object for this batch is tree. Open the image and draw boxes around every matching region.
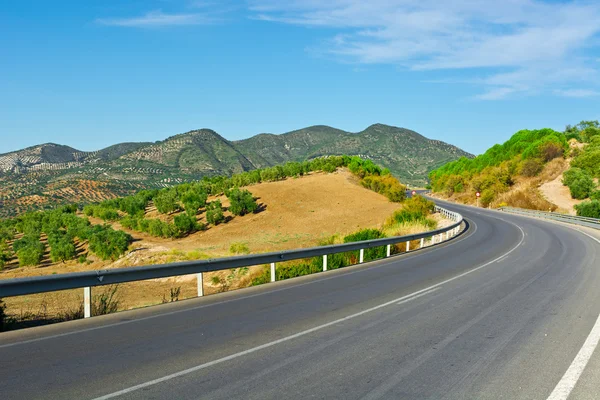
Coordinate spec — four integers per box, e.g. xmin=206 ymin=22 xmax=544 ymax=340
xmin=181 ymin=190 xmax=207 ymax=216
xmin=206 ymin=200 xmax=225 ymax=225
xmin=574 ymin=200 xmax=600 ymax=218
xmin=563 ymin=168 xmax=595 ymax=199
xmin=154 ymin=190 xmax=180 ymax=214
xmin=226 ymin=188 xmax=258 ymax=216
xmin=173 ymin=214 xmax=200 ymax=237
xmin=88 ymin=227 xmax=131 ymax=260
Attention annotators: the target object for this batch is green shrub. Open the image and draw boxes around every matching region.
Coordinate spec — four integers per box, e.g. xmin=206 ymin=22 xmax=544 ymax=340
xmin=48 ymin=232 xmax=76 ymax=263
xmin=154 ymin=189 xmax=180 ymax=214
xmin=360 ymin=175 xmax=406 ymax=202
xmin=574 ymin=200 xmax=600 ymax=218
xmin=343 ymin=229 xmax=386 ymax=262
xmin=206 ymin=200 xmax=225 ymax=225
xmin=181 ymin=190 xmax=207 ymax=216
xmin=173 ymin=214 xmax=200 ymax=237
xmin=83 ymin=205 xmax=120 ymax=221
xmin=226 ymin=188 xmax=258 ymax=216
xmin=88 ymin=227 xmax=131 ymax=260
xmin=13 ymin=235 xmax=45 ymax=267
xmin=563 ymin=168 xmax=594 ymax=199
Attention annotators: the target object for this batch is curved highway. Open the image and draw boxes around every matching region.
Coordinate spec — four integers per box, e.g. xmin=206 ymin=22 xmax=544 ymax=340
xmin=1 ymin=201 xmax=600 ymax=399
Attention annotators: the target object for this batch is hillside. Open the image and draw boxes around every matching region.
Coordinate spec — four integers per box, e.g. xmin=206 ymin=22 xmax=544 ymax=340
xmin=429 ymin=121 xmax=600 ymax=215
xmin=0 ymin=167 xmax=446 ymax=328
xmin=0 ymin=124 xmax=472 ymax=217
xmin=235 ymin=124 xmax=471 ymax=185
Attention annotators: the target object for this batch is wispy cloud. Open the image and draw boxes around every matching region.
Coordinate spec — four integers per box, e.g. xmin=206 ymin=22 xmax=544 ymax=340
xmin=554 ymin=89 xmax=600 ymax=98
xmin=96 ymin=10 xmax=212 ymax=27
xmin=249 ymin=0 xmax=600 ymax=99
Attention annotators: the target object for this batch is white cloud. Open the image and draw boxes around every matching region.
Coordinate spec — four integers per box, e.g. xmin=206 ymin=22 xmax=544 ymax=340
xmin=249 ymin=0 xmax=600 ymax=99
xmin=96 ymin=10 xmax=212 ymax=27
xmin=474 ymin=87 xmax=518 ymax=101
xmin=554 ymin=89 xmax=600 ymax=98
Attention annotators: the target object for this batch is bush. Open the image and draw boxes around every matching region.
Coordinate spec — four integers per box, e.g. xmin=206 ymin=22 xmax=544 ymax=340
xmin=13 ymin=235 xmax=45 ymax=267
xmin=520 ymin=159 xmax=543 ymax=177
xmin=574 ymin=200 xmax=600 ymax=218
xmin=343 ymin=229 xmax=386 ymax=262
xmin=88 ymin=227 xmax=131 ymax=260
xmin=226 ymin=188 xmax=258 ymax=216
xmin=48 ymin=232 xmax=76 ymax=263
xmin=83 ymin=205 xmax=120 ymax=221
xmin=360 ymin=175 xmax=406 ymax=202
xmin=154 ymin=189 xmax=180 ymax=214
xmin=563 ymin=168 xmax=594 ymax=199
xmin=173 ymin=214 xmax=201 ymax=237
xmin=181 ymin=190 xmax=207 ymax=216
xmin=206 ymin=200 xmax=225 ymax=225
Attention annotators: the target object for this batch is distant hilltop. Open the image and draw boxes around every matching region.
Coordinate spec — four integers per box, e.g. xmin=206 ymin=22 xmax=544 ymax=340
xmin=0 ymin=123 xmax=473 ymax=217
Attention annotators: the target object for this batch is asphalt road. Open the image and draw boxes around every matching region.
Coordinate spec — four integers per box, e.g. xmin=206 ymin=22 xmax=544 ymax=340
xmin=1 ymin=201 xmax=600 ymax=400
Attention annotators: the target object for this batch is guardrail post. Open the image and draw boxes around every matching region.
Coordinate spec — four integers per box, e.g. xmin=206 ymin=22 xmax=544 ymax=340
xmin=420 ymin=238 xmax=424 ymax=248
xmin=323 ymin=255 xmax=327 ymax=271
xmin=406 ymin=241 xmax=410 ymax=252
xmin=270 ymin=262 xmax=276 ymax=282
xmin=359 ymin=249 xmax=364 ymax=263
xmin=84 ymin=287 xmax=91 ymax=318
xmin=197 ymin=273 xmax=204 ymax=297
xmin=386 ymin=244 xmax=391 ymax=257
xmin=446 ymin=231 xmax=449 ymax=240
xmin=439 ymin=233 xmax=443 ymax=243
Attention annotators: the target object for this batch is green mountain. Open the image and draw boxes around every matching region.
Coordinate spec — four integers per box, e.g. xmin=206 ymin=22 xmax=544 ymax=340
xmin=235 ymin=124 xmax=471 ymax=185
xmin=0 ymin=124 xmax=472 ymax=217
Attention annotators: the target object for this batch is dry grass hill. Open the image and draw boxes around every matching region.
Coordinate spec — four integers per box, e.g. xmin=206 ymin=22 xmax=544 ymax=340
xmin=1 ymin=169 xmax=448 ymax=326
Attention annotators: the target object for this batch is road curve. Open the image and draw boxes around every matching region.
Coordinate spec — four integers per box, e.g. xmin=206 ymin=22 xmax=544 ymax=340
xmin=1 ymin=201 xmax=600 ymax=400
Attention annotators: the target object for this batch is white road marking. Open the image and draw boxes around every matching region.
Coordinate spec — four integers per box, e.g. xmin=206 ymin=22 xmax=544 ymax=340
xmin=91 ymin=224 xmax=525 ymax=400
xmin=0 ymin=217 xmax=476 ymax=350
xmin=396 ymin=287 xmax=440 ymax=305
xmin=546 ymin=230 xmax=600 ymax=400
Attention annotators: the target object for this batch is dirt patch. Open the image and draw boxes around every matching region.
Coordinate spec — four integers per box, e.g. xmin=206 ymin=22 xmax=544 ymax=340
xmin=2 ymin=170 xmax=417 ymax=321
xmin=540 ymin=174 xmax=582 ymax=215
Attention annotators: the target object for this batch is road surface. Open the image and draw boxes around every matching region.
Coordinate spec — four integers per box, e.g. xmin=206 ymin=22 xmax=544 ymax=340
xmin=1 ymin=201 xmax=600 ymax=399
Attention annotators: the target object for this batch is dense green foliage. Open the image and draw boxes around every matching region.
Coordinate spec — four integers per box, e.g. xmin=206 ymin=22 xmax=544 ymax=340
xmin=206 ymin=200 xmax=225 ymax=225
xmin=574 ymin=200 xmax=600 ymax=218
xmin=563 ymin=168 xmax=594 ymax=200
xmin=13 ymin=235 xmax=46 ymax=266
xmin=226 ymin=188 xmax=259 ymax=216
xmin=0 ymin=205 xmax=133 ymax=268
xmin=88 ymin=226 xmax=131 ymax=261
xmin=562 ymin=122 xmax=600 ymax=201
xmin=429 ymin=128 xmax=569 ymax=206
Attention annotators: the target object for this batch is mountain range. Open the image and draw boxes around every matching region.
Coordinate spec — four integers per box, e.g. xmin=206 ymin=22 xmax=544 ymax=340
xmin=0 ymin=124 xmax=472 ymax=217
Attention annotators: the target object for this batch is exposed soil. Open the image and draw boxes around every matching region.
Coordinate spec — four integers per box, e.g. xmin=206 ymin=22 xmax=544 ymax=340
xmin=539 ymin=173 xmax=582 ymax=215
xmin=3 ymin=170 xmax=438 ymax=322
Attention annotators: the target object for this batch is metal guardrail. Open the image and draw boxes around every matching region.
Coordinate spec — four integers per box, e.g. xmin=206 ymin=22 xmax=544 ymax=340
xmin=498 ymin=207 xmax=600 ymax=230
xmin=0 ymin=206 xmax=464 ymax=318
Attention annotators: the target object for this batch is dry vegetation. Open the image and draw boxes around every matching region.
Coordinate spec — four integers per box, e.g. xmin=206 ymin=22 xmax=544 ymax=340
xmin=1 ymin=170 xmax=445 ymax=327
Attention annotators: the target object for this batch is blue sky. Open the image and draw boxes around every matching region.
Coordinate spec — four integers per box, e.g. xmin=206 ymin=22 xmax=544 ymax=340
xmin=1 ymin=0 xmax=599 ymax=155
